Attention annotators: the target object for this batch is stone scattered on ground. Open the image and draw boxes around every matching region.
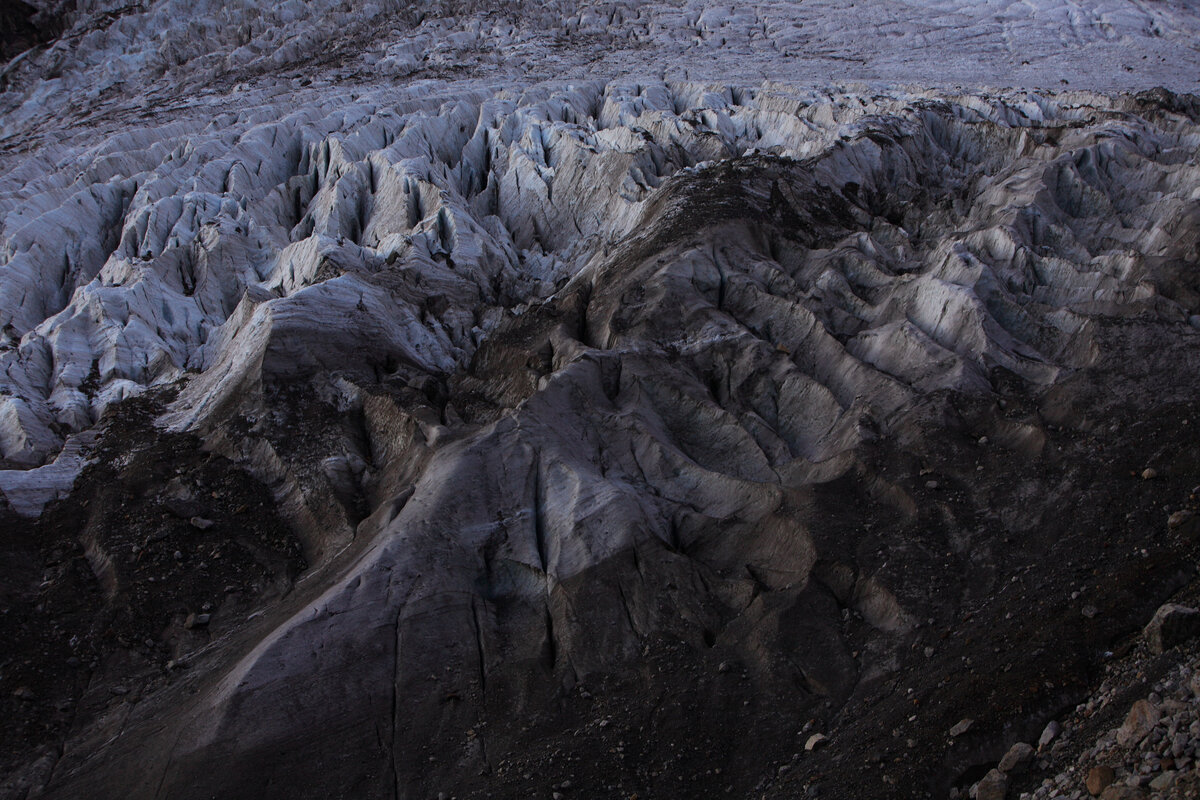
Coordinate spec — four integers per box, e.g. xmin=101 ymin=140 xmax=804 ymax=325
xmin=1039 ymin=721 xmax=1062 ymax=750
xmin=950 ymin=719 xmax=974 ymax=737
xmin=1167 ymin=511 xmax=1193 ymax=530
xmin=1000 ymin=742 xmax=1036 ymax=773
xmin=1086 ymin=764 xmax=1115 ymax=796
xmin=183 ymin=613 xmax=211 ymax=630
xmin=1116 ymin=700 xmax=1161 ymax=747
xmin=1009 ymin=602 xmax=1200 ymax=800
xmin=976 ymin=768 xmax=1009 ymax=800
xmin=1144 ymin=604 xmax=1200 ymax=656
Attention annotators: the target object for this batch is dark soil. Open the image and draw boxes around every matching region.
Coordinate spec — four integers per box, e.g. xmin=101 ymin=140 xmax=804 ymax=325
xmin=0 ymin=0 xmax=67 ymax=63
xmin=405 ymin=316 xmax=1200 ymax=800
xmin=0 ymin=387 xmax=305 ymax=782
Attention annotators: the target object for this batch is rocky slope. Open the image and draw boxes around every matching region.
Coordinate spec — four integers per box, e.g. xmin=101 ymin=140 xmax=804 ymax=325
xmin=3 ymin=3 xmax=1200 ymax=800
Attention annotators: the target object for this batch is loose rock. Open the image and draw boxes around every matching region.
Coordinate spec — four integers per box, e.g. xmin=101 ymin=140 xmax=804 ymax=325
xmin=804 ymin=733 xmax=828 ymax=752
xmin=1167 ymin=510 xmax=1193 ymax=529
xmin=1086 ymin=765 xmax=1115 ymax=796
xmin=998 ymin=742 xmax=1034 ymax=773
xmin=1099 ymin=787 xmax=1145 ymax=800
xmin=1038 ymin=721 xmax=1061 ymax=750
xmin=1144 ymin=604 xmax=1200 ymax=655
xmin=1116 ymin=700 xmax=1160 ymax=747
xmin=975 ymin=768 xmax=1008 ymax=800
xmin=184 ymin=612 xmax=212 ymax=629
xmin=1147 ymin=771 xmax=1175 ymax=791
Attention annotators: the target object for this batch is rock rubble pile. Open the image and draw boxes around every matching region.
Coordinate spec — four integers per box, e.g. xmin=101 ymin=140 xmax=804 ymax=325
xmin=955 ymin=600 xmax=1200 ymax=800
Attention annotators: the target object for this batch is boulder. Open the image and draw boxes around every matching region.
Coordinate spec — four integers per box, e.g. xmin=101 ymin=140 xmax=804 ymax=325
xmin=1167 ymin=509 xmax=1193 ymax=529
xmin=1100 ymin=787 xmax=1145 ymax=800
xmin=1143 ymin=604 xmax=1200 ymax=654
xmin=1038 ymin=720 xmax=1061 ymax=750
xmin=998 ymin=742 xmax=1033 ymax=773
xmin=975 ymin=768 xmax=1008 ymax=800
xmin=1116 ymin=700 xmax=1160 ymax=747
xmin=184 ymin=612 xmax=211 ymax=630
xmin=1086 ymin=765 xmax=1115 ymax=796
xmin=1148 ymin=771 xmax=1176 ymax=792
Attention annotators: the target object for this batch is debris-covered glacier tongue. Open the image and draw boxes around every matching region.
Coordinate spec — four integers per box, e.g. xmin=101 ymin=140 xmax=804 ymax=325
xmin=4 ymin=3 xmax=1200 ymax=800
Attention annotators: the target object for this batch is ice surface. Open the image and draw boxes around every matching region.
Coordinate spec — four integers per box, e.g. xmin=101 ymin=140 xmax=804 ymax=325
xmin=3 ymin=0 xmax=1200 ymax=149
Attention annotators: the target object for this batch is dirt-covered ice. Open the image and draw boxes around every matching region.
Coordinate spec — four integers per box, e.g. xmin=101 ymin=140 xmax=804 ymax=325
xmin=3 ymin=4 xmax=1200 ymax=800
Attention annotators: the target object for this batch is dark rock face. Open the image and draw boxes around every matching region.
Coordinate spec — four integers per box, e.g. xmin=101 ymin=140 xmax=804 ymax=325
xmin=3 ymin=84 xmax=1200 ymax=800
